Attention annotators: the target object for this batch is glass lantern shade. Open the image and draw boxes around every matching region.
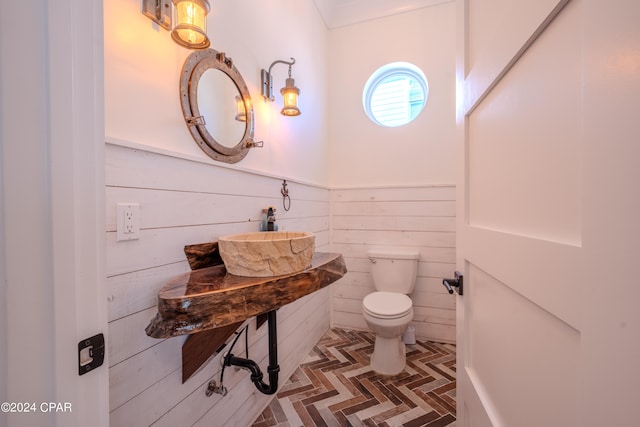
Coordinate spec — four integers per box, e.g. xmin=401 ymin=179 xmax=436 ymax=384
xmin=171 ymin=0 xmax=210 ymax=49
xmin=280 ymin=77 xmax=301 ymax=116
xmin=235 ymin=95 xmax=247 ymax=122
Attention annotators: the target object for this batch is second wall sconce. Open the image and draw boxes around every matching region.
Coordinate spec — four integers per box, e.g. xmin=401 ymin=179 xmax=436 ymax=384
xmin=142 ymin=0 xmax=211 ymax=49
xmin=261 ymin=58 xmax=301 ymax=116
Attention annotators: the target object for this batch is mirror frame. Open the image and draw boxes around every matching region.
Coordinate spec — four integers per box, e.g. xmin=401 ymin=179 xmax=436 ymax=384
xmin=179 ymin=48 xmax=255 ymax=163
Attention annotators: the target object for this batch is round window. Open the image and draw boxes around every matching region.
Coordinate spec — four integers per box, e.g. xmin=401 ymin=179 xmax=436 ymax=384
xmin=363 ymin=62 xmax=429 ymax=127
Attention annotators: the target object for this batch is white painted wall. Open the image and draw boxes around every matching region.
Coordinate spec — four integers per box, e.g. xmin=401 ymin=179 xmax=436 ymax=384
xmin=326 ymin=2 xmax=457 ymax=343
xmin=105 ymin=0 xmax=329 ymax=185
xmin=327 ymin=2 xmax=456 ymax=188
xmin=331 ymin=186 xmax=457 ymax=343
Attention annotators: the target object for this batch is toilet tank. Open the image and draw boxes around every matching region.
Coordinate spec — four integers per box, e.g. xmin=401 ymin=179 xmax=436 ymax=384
xmin=367 ymin=248 xmax=419 ymax=294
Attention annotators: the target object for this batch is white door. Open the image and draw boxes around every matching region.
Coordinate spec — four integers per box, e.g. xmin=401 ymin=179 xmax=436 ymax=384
xmin=456 ymin=0 xmax=640 ymax=426
xmin=0 ymin=1 xmax=109 ymax=427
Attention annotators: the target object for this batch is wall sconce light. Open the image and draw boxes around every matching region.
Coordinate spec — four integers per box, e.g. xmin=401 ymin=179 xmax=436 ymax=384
xmin=142 ymin=0 xmax=172 ymax=30
xmin=141 ymin=0 xmax=210 ymax=49
xmin=171 ymin=0 xmax=210 ymax=49
xmin=261 ymin=58 xmax=301 ymax=116
xmin=235 ymin=95 xmax=247 ymax=122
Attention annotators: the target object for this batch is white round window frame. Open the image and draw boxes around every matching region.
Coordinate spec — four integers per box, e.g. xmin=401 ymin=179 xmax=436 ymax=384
xmin=362 ymin=62 xmax=429 ymax=128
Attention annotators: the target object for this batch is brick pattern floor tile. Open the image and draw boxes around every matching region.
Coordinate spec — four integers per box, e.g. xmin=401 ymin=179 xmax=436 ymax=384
xmin=252 ymin=328 xmax=456 ymax=427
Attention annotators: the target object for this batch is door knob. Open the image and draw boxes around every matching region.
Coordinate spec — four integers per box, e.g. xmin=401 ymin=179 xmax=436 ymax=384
xmin=442 ymin=271 xmax=463 ymax=296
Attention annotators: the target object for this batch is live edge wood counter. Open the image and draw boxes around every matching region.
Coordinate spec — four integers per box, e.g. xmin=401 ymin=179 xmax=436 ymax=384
xmin=145 ymin=252 xmax=347 ymax=339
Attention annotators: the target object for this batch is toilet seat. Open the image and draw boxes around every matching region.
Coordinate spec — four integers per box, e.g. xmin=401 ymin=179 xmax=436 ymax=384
xmin=363 ymin=291 xmax=413 ymax=319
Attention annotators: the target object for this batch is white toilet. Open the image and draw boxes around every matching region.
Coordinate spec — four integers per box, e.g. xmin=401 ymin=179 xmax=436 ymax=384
xmin=362 ymin=248 xmax=419 ymax=375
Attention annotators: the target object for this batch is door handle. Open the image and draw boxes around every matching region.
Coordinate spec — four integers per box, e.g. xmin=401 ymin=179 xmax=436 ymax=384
xmin=442 ymin=271 xmax=463 ymax=296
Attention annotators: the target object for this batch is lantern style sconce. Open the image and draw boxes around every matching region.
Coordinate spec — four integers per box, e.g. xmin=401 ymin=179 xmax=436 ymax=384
xmin=142 ymin=0 xmax=210 ymax=49
xmin=261 ymin=58 xmax=301 ymax=116
xmin=235 ymin=95 xmax=247 ymax=122
xmin=171 ymin=0 xmax=210 ymax=49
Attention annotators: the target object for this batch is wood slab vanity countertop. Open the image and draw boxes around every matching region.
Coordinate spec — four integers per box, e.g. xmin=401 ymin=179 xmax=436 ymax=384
xmin=145 ymin=252 xmax=346 ymax=339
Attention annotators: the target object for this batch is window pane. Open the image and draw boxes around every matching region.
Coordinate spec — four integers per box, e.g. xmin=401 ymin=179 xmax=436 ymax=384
xmin=363 ymin=63 xmax=428 ymax=127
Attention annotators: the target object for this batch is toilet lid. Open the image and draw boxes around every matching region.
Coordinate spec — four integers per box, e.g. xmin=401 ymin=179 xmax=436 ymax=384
xmin=363 ymin=292 xmax=413 ymax=319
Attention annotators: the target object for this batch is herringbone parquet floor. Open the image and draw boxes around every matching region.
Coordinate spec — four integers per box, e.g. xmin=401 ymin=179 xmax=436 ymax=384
xmin=252 ymin=328 xmax=456 ymax=427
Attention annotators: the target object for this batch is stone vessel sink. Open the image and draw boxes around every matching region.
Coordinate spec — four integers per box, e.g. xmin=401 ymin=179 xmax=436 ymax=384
xmin=218 ymin=231 xmax=315 ymax=277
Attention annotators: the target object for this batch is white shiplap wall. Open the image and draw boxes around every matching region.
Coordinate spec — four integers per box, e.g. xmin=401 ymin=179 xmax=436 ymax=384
xmin=330 ymin=185 xmax=456 ymax=343
xmin=106 ymin=142 xmax=331 ymax=426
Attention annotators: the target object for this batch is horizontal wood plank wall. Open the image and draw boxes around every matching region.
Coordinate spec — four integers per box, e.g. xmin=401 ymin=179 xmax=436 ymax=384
xmin=106 ymin=142 xmax=331 ymax=426
xmin=330 ymin=186 xmax=456 ymax=344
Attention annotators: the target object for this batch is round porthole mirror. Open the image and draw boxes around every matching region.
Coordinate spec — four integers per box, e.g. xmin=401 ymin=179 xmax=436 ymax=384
xmin=363 ymin=62 xmax=429 ymax=127
xmin=179 ymin=48 xmax=256 ymax=163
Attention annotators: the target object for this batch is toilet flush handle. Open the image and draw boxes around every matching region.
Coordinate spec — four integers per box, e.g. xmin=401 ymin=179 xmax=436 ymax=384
xmin=368 ymin=258 xmax=376 ymax=264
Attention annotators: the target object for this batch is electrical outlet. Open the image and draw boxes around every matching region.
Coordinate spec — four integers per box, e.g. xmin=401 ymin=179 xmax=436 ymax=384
xmin=116 ymin=203 xmax=140 ymax=241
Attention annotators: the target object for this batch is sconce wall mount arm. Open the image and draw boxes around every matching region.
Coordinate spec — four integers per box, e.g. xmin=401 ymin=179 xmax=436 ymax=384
xmin=261 ymin=58 xmax=295 ymax=101
xmin=142 ymin=0 xmax=172 ymax=30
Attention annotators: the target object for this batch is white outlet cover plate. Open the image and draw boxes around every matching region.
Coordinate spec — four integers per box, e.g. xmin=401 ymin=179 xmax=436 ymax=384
xmin=116 ymin=203 xmax=140 ymax=241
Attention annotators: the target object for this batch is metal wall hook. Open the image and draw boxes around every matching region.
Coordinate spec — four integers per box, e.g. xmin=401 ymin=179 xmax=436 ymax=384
xmin=281 ymin=180 xmax=291 ymax=211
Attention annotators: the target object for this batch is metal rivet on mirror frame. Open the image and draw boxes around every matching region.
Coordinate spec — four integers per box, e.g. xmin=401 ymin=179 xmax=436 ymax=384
xmin=281 ymin=180 xmax=291 ymax=211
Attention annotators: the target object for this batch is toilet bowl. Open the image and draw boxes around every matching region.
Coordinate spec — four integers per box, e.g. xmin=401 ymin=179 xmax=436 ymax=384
xmin=363 ymin=291 xmax=414 ymax=375
xmin=363 ymin=249 xmax=419 ymax=375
